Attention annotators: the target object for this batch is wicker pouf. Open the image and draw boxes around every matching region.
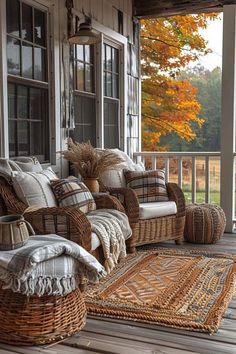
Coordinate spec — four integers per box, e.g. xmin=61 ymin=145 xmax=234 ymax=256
xmin=184 ymin=204 xmax=226 ymax=244
xmin=0 ymin=284 xmax=87 ymax=346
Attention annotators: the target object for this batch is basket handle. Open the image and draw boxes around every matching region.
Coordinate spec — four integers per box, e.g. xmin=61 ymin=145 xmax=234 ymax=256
xmin=20 ymin=220 xmax=35 ymax=236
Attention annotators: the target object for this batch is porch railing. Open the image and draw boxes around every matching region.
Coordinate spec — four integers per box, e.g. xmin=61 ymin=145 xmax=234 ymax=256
xmin=133 ymin=151 xmax=221 ymax=205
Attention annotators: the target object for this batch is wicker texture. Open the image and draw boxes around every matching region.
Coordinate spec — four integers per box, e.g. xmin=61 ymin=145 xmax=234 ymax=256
xmin=101 ymin=182 xmax=186 ymax=249
xmin=85 ymin=249 xmax=236 ymax=333
xmin=185 ymin=204 xmax=226 ymax=244
xmin=0 ymin=177 xmax=124 ymax=259
xmin=0 ymin=284 xmax=86 ymax=345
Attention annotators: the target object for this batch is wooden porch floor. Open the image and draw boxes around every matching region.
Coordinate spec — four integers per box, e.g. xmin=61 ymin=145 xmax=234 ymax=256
xmin=1 ymin=234 xmax=236 ymax=354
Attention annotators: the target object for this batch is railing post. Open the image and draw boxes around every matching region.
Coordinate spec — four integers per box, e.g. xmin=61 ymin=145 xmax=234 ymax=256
xmin=178 ymin=157 xmax=182 ymax=188
xmin=192 ymin=156 xmax=196 ymax=203
xmin=151 ymin=156 xmax=157 ymax=170
xmin=205 ymin=156 xmax=210 ymax=203
xmin=165 ymin=158 xmax=169 ymax=183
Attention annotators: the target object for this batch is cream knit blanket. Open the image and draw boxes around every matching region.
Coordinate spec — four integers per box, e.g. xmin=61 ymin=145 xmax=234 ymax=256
xmin=87 ymin=209 xmax=132 ymax=273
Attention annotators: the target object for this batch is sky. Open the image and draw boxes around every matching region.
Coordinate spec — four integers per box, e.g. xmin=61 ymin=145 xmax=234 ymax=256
xmin=196 ymin=13 xmax=223 ymax=70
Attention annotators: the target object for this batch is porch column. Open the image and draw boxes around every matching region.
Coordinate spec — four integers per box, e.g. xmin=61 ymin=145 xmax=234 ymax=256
xmin=0 ymin=1 xmax=8 ymax=157
xmin=221 ymin=5 xmax=236 ymax=232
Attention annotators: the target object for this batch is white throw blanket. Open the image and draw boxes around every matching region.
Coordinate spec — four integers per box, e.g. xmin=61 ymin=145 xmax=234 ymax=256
xmin=0 ymin=234 xmax=106 ymax=296
xmin=87 ymin=209 xmax=132 ymax=273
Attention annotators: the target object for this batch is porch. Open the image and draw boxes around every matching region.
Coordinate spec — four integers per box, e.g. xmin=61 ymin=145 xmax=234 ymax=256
xmin=0 ymin=235 xmax=235 ymax=354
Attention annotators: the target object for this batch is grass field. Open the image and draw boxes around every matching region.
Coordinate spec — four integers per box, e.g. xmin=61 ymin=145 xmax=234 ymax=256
xmin=183 ymin=190 xmax=220 ymax=205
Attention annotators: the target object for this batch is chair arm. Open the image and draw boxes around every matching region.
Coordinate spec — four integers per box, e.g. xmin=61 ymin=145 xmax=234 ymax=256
xmin=106 ymin=187 xmax=139 ymax=226
xmin=0 ymin=178 xmax=26 ymax=214
xmin=166 ymin=183 xmax=186 ymax=218
xmin=93 ymin=193 xmax=125 ymax=213
xmin=24 ymin=206 xmax=92 ymax=252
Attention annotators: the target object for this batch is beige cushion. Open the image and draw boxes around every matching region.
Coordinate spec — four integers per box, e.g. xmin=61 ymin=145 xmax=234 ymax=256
xmin=139 ymin=201 xmax=177 ymax=220
xmin=12 ymin=156 xmax=43 ymax=172
xmin=99 ymin=149 xmax=145 ymax=188
xmin=12 ymin=167 xmax=58 ymax=207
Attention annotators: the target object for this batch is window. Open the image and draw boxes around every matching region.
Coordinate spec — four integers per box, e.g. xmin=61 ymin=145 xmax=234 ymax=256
xmin=71 ymin=45 xmax=96 ymax=146
xmin=103 ymin=43 xmax=120 ymax=148
xmin=6 ymin=0 xmax=49 ymax=162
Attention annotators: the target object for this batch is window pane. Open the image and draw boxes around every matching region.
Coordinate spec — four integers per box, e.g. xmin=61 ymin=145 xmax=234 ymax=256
xmin=34 ymin=47 xmax=46 ymax=81
xmin=30 ymin=87 xmax=44 ymax=119
xmin=9 ymin=120 xmax=17 ymax=157
xmin=106 ymin=45 xmax=112 ymax=71
xmin=34 ymin=9 xmax=46 ymax=46
xmin=7 ymin=37 xmax=20 ymax=75
xmin=112 ymin=74 xmax=119 ymax=98
xmin=7 ymin=0 xmax=20 ymax=37
xmin=17 ymin=86 xmax=28 ymax=118
xmin=18 ymin=121 xmax=29 ymax=155
xmin=76 ymin=62 xmax=84 ymax=91
xmin=31 ymin=122 xmax=43 ymax=155
xmin=8 ymin=84 xmax=16 ymax=118
xmin=84 ymin=45 xmax=90 ymax=63
xmin=112 ymin=48 xmax=118 ymax=73
xmin=106 ymin=72 xmax=112 ymax=97
xmin=22 ymin=3 xmax=33 ymax=42
xmin=76 ymin=45 xmax=83 ymax=61
xmin=85 ymin=64 xmax=93 ymax=92
xmin=104 ymin=99 xmax=119 ymax=148
xmin=22 ymin=42 xmax=33 ymax=78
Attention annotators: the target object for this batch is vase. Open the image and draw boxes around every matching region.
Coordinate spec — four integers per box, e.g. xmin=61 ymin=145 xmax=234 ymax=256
xmin=83 ymin=178 xmax=99 ymax=193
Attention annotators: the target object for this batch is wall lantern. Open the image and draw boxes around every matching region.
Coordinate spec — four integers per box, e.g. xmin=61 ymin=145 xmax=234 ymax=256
xmin=66 ymin=0 xmax=100 ymax=45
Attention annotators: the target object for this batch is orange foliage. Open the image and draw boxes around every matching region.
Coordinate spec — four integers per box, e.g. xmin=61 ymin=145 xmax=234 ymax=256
xmin=141 ymin=14 xmax=219 ymax=151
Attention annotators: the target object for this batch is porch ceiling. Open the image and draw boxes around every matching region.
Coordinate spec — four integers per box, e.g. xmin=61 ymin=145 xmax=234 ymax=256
xmin=133 ymin=0 xmax=236 ymax=18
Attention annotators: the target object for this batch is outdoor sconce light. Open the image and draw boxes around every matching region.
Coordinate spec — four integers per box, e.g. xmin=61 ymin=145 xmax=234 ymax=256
xmin=68 ymin=21 xmax=100 ymax=45
xmin=66 ymin=0 xmax=100 ymax=45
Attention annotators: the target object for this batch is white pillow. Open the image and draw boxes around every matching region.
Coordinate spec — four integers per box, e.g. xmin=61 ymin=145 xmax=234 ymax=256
xmin=12 ymin=167 xmax=58 ymax=207
xmin=99 ymin=149 xmax=145 ymax=188
xmin=12 ymin=156 xmax=43 ymax=172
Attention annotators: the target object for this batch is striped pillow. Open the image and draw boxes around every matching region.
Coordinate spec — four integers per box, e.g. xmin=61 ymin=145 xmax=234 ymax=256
xmin=124 ymin=169 xmax=169 ymax=203
xmin=50 ymin=179 xmax=96 ymax=213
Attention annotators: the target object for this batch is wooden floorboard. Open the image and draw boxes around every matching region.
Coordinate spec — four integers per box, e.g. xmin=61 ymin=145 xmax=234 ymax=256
xmin=0 ymin=233 xmax=236 ymax=354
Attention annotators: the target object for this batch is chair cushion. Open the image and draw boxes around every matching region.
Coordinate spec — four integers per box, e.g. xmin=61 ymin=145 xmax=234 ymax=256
xmin=11 ymin=167 xmax=58 ymax=207
xmin=124 ymin=169 xmax=169 ymax=202
xmin=50 ymin=179 xmax=96 ymax=213
xmin=12 ymin=156 xmax=43 ymax=172
xmin=139 ymin=201 xmax=177 ymax=220
xmin=99 ymin=149 xmax=145 ymax=188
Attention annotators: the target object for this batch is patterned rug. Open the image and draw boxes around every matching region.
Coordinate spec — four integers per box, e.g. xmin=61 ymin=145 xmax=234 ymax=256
xmin=85 ymin=249 xmax=236 ymax=333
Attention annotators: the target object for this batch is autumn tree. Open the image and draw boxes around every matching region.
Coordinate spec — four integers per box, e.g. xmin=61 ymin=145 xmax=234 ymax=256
xmin=141 ymin=14 xmax=219 ymax=151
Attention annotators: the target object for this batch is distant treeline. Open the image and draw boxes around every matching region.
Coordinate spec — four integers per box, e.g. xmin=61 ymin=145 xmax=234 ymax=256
xmin=160 ymin=66 xmax=221 ymax=152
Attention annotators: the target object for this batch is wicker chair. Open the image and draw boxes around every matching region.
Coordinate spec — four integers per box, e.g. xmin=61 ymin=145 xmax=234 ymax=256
xmin=101 ymin=182 xmax=186 ymax=252
xmin=0 ymin=177 xmax=125 ymax=262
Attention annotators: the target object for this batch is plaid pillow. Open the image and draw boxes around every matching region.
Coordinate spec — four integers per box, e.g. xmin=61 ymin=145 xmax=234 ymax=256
xmin=50 ymin=179 xmax=96 ymax=213
xmin=124 ymin=169 xmax=169 ymax=203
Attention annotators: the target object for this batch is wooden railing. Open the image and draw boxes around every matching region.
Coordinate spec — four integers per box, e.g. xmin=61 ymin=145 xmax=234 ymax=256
xmin=133 ymin=151 xmax=221 ymax=204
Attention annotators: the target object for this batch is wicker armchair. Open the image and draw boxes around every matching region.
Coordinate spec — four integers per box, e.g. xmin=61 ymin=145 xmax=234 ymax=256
xmin=0 ymin=177 xmax=124 ymax=262
xmin=101 ymin=182 xmax=186 ymax=252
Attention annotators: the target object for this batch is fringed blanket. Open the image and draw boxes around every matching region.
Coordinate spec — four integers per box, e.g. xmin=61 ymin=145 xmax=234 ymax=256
xmin=87 ymin=209 xmax=132 ymax=273
xmin=0 ymin=234 xmax=106 ymax=296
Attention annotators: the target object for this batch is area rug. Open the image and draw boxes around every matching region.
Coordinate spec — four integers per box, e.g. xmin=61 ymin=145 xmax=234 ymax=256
xmin=84 ymin=249 xmax=236 ymax=333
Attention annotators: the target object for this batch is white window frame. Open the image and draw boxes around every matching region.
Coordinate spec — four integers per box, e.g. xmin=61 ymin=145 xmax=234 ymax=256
xmin=72 ymin=10 xmax=128 ymax=152
xmin=0 ymin=0 xmax=59 ymax=166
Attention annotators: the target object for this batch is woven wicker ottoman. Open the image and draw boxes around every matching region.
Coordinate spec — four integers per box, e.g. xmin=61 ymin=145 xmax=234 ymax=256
xmin=184 ymin=204 xmax=226 ymax=244
xmin=0 ymin=283 xmax=87 ymax=345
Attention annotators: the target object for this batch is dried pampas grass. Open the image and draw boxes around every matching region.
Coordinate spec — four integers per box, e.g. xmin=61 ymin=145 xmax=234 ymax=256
xmin=62 ymin=139 xmax=124 ymax=178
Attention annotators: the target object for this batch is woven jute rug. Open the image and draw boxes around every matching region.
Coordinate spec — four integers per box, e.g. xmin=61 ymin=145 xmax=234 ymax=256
xmin=85 ymin=249 xmax=236 ymax=333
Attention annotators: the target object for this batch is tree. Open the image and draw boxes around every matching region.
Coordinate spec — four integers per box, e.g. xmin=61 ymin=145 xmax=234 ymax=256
xmin=141 ymin=14 xmax=219 ymax=151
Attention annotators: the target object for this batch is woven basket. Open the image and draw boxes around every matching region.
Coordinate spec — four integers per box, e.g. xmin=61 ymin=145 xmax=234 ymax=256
xmin=184 ymin=204 xmax=226 ymax=244
xmin=0 ymin=284 xmax=87 ymax=345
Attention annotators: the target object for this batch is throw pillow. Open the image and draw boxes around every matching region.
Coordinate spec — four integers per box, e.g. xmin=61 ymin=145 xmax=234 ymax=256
xmin=50 ymin=179 xmax=96 ymax=213
xmin=124 ymin=169 xmax=169 ymax=203
xmin=12 ymin=156 xmax=43 ymax=172
xmin=11 ymin=167 xmax=58 ymax=207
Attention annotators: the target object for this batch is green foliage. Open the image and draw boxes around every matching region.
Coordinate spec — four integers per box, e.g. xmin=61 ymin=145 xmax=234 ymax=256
xmin=160 ymin=66 xmax=221 ymax=151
